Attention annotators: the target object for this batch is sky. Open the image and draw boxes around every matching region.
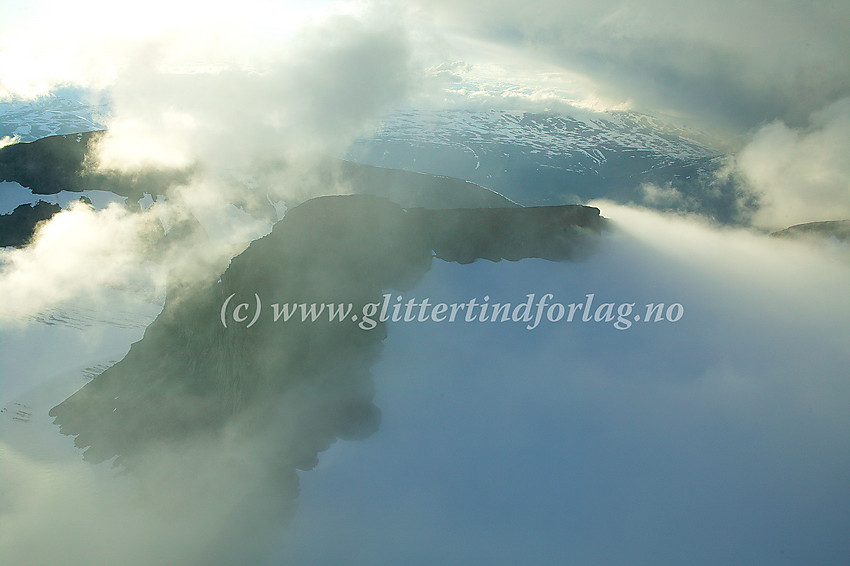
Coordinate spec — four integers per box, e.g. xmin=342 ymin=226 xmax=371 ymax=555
xmin=4 ymin=1 xmax=850 ymax=129
xmin=1 ymin=1 xmax=849 ymax=565
xmin=411 ymin=1 xmax=850 ymax=128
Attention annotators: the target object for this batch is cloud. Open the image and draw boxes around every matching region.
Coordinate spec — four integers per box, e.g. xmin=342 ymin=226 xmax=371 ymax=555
xmin=3 ymin=198 xmax=849 ymax=564
xmin=1 ymin=0 xmax=416 ymax=201
xmin=422 ymin=62 xmax=627 ymax=115
xmin=0 ymin=135 xmax=19 ymax=150
xmin=0 ymin=202 xmax=167 ymax=323
xmin=408 ymin=0 xmax=850 ymax=131
xmin=0 ymin=3 xmax=416 ymax=320
xmin=0 ymin=0 xmax=326 ymax=99
xmin=90 ymin=14 xmax=413 ymax=176
xmin=3 ymin=2 xmax=847 ymax=563
xmin=0 ymin=426 xmax=292 ymax=566
xmin=720 ymin=97 xmax=850 ymax=229
xmin=639 ymin=181 xmax=697 ymax=210
xmin=275 ymin=201 xmax=850 ymax=564
xmin=413 ymin=36 xmax=619 ymax=115
xmin=0 ymin=9 xmax=420 ymax=557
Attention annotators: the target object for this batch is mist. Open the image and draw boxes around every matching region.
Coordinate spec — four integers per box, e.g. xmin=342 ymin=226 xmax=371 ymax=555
xmin=720 ymin=97 xmax=850 ymax=229
xmin=277 ymin=203 xmax=850 ymax=565
xmin=2 ymin=5 xmax=420 ymax=565
xmin=1 ymin=1 xmax=848 ymax=564
xmin=408 ymin=0 xmax=850 ymax=131
xmin=0 ymin=4 xmax=416 ymax=321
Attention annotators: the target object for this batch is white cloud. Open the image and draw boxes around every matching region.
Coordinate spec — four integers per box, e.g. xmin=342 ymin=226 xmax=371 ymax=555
xmin=3 ymin=2 xmax=848 ymax=562
xmin=0 ymin=0 xmax=327 ymax=99
xmin=0 ymin=2 xmax=416 ymax=320
xmin=407 ymin=0 xmax=850 ymax=130
xmin=722 ymin=98 xmax=850 ymax=229
xmin=0 ymin=427 xmax=291 ymax=566
xmin=0 ymin=202 xmax=166 ymax=323
xmin=640 ymin=182 xmax=696 ymax=209
xmin=89 ymin=14 xmax=413 ymax=175
xmin=276 ymin=201 xmax=850 ymax=564
xmin=412 ymin=33 xmax=621 ymax=114
xmin=0 ymin=135 xmax=19 ymax=149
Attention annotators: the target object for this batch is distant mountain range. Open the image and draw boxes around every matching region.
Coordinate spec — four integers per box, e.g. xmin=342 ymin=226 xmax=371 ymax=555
xmin=0 ymin=131 xmax=516 ymax=246
xmin=2 ymin=100 xmax=845 ymax=248
xmin=347 ymin=108 xmax=747 ymax=221
xmin=2 ymin=95 xmax=747 ymax=216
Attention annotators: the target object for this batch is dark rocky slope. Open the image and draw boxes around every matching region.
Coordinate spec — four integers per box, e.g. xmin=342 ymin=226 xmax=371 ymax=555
xmin=49 ymin=194 xmax=603 ymax=512
xmin=0 ymin=131 xmax=516 ymax=209
xmin=0 ymin=201 xmax=62 ymax=247
xmin=771 ymin=219 xmax=850 ymax=243
xmin=0 ymin=131 xmax=190 ymax=199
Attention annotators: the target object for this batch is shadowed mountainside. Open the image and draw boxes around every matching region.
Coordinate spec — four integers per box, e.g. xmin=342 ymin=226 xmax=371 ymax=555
xmin=770 ymin=219 xmax=850 ymax=243
xmin=0 ymin=201 xmax=61 ymax=247
xmin=49 ymin=194 xmax=603 ymax=517
xmin=0 ymin=131 xmax=191 ymax=199
xmin=0 ymin=131 xmax=517 ymax=209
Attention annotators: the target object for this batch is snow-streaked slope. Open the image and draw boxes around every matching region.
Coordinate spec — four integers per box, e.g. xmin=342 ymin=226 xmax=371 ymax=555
xmin=367 ymin=108 xmax=720 ymax=165
xmin=347 ymin=108 xmax=743 ymax=219
xmin=0 ymin=94 xmax=106 ymax=142
xmin=1 ymin=95 xmax=745 ymax=219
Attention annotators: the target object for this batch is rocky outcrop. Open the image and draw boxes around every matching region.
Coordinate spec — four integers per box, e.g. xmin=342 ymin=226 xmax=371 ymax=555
xmin=771 ymin=219 xmax=850 ymax=243
xmin=49 ymin=195 xmax=603 ymax=508
xmin=0 ymin=201 xmax=62 ymax=247
xmin=0 ymin=131 xmax=190 ymax=199
xmin=0 ymin=132 xmax=517 ymax=210
xmin=410 ymin=204 xmax=603 ymax=263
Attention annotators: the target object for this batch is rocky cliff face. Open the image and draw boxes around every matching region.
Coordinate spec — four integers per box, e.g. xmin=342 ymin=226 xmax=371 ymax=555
xmin=410 ymin=204 xmax=604 ymax=263
xmin=49 ymin=194 xmax=603 ymax=509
